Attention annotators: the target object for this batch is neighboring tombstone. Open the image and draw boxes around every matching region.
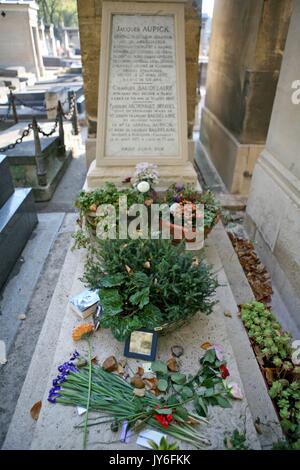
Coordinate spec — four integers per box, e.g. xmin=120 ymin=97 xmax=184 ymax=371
xmin=86 ymin=0 xmax=199 ymax=191
xmin=0 ymin=1 xmax=45 ymax=79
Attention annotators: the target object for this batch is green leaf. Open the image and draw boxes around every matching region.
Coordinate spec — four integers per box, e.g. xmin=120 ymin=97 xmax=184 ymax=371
xmin=155 ymin=408 xmax=172 ymax=415
xmin=174 ymin=406 xmax=189 ymax=420
xmin=129 ymin=287 xmax=150 ymax=309
xmin=167 ymin=395 xmax=179 ymax=406
xmin=99 ymin=273 xmax=125 ymax=287
xmin=157 ymin=379 xmax=169 ymax=392
xmin=171 ymin=373 xmax=187 ymax=385
xmin=181 ymin=386 xmax=194 ymax=400
xmin=216 ymin=396 xmax=232 ymax=409
xmin=173 ymin=384 xmax=184 ymax=393
xmin=100 ymin=288 xmax=123 ymax=315
xmin=151 ymin=360 xmax=168 ymax=375
xmin=195 ymin=396 xmax=208 ymax=417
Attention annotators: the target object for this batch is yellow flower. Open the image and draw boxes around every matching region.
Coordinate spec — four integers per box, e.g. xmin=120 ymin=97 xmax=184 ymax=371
xmin=72 ymin=323 xmax=94 ymax=341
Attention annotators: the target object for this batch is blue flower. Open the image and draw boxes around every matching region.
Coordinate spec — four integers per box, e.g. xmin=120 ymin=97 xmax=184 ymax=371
xmin=70 ymin=350 xmax=80 ymax=361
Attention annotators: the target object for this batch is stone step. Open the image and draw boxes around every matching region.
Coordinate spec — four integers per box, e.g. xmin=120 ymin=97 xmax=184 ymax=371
xmin=0 ymin=187 xmax=38 ymax=289
xmin=0 ymin=155 xmax=14 ymax=208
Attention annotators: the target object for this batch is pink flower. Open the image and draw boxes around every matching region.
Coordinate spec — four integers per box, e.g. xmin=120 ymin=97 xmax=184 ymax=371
xmin=210 ymin=344 xmax=224 ymax=361
xmin=228 ymin=382 xmax=243 ymax=400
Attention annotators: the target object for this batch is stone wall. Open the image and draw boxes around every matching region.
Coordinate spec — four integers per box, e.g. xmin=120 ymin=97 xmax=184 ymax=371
xmin=199 ymin=0 xmax=292 ymax=193
xmin=245 ymin=0 xmax=300 ymax=330
xmin=77 ymin=0 xmax=201 ymax=142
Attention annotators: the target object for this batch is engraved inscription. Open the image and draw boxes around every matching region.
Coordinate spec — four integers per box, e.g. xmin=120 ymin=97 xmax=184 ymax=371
xmin=105 ymin=14 xmax=179 ymax=157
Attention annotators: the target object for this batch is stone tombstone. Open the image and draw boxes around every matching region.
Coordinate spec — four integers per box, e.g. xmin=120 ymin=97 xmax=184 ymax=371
xmin=86 ymin=1 xmax=199 ymax=190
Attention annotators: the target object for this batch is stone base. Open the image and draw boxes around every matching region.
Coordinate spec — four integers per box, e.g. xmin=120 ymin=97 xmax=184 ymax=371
xmin=85 ymin=138 xmax=196 ymax=172
xmin=200 ymin=107 xmax=264 ymax=194
xmin=245 ymin=150 xmax=300 ymax=330
xmin=85 ymin=158 xmax=201 ymax=191
xmin=85 ymin=136 xmax=96 ymax=171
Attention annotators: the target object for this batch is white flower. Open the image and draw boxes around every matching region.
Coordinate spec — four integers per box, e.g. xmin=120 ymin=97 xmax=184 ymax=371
xmin=228 ymin=382 xmax=243 ymax=400
xmin=170 ymin=203 xmax=180 ymax=215
xmin=137 ymin=181 xmax=150 ymax=193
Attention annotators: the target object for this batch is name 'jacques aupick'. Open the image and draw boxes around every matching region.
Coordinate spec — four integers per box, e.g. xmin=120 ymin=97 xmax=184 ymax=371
xmin=117 ymin=25 xmax=170 ymax=33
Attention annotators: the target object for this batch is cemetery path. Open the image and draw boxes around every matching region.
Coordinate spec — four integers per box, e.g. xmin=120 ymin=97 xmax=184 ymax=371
xmin=0 ymin=127 xmax=87 ymax=447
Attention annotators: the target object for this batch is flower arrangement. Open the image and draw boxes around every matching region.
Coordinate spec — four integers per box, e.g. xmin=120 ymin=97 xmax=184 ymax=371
xmin=73 ymin=182 xmax=146 ymax=247
xmin=48 ymin=348 xmax=241 ymax=449
xmin=48 ymin=352 xmax=210 ymax=449
xmin=82 ymin=238 xmax=218 ymax=341
xmin=132 ymin=162 xmax=159 ymax=190
xmin=165 ymin=183 xmax=221 ymax=238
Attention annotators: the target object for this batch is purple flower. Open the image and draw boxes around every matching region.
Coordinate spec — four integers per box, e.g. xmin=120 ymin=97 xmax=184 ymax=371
xmin=48 ymin=353 xmax=79 ymax=404
xmin=175 ymin=183 xmax=184 ymax=192
xmin=70 ymin=350 xmax=80 ymax=361
xmin=174 ymin=194 xmax=181 ymax=203
xmin=48 ymin=385 xmax=61 ymax=404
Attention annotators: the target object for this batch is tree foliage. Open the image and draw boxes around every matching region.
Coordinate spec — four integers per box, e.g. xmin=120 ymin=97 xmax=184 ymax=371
xmin=36 ymin=0 xmax=78 ymax=27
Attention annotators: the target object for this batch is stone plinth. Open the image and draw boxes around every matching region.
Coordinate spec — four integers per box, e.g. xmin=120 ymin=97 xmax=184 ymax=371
xmin=245 ymin=0 xmax=300 ymax=330
xmin=0 ymin=1 xmax=45 ymax=79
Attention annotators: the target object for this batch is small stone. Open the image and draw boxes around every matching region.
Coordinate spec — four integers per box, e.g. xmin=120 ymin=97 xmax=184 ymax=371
xmin=110 ymin=421 xmax=119 ymax=432
xmin=18 ymin=314 xmax=26 ymax=320
xmin=167 ymin=357 xmax=178 ymax=372
xmin=130 ymin=375 xmax=145 ymax=389
xmin=102 ymin=355 xmax=118 ymax=372
xmin=119 ymin=358 xmax=127 ymax=368
xmin=133 ymin=387 xmax=145 ymax=397
xmin=136 ymin=366 xmax=144 ymax=376
xmin=171 ymin=345 xmax=184 ymax=358
xmin=76 ymin=358 xmax=87 ymax=368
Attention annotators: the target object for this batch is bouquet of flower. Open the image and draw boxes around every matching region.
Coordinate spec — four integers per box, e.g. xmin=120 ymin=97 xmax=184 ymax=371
xmin=48 ymin=352 xmax=210 ymax=449
xmin=132 ymin=162 xmax=159 ymax=192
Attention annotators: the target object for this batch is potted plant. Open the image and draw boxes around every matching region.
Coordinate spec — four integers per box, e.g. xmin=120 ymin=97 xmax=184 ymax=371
xmin=165 ymin=184 xmax=221 ymax=241
xmin=82 ymin=238 xmax=218 ymax=341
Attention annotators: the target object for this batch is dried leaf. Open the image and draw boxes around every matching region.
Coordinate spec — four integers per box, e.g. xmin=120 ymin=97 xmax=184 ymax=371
xmin=224 ymin=310 xmax=232 ymax=318
xmin=131 ymin=375 xmax=145 ymax=389
xmin=125 ymin=265 xmax=132 ymax=274
xmin=201 ymin=342 xmax=212 ymax=350
xmin=91 ymin=356 xmax=97 ymax=365
xmin=30 ymin=401 xmax=42 ymax=421
xmin=265 ymin=368 xmax=274 ymax=385
xmin=167 ymin=357 xmax=178 ymax=372
xmin=102 ymin=355 xmax=118 ymax=372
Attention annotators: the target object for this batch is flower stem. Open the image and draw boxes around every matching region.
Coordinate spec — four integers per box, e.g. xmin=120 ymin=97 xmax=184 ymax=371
xmin=83 ymin=337 xmax=92 ymax=450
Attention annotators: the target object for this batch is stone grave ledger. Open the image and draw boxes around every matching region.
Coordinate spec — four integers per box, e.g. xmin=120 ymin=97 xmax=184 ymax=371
xmin=86 ymin=1 xmax=199 ymax=190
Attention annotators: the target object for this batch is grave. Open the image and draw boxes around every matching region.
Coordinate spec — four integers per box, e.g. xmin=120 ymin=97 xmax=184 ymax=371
xmin=86 ymin=1 xmax=199 ymax=190
xmin=0 ymin=1 xmax=45 ymax=80
xmin=0 ymin=121 xmax=74 ymax=201
xmin=0 ymin=155 xmax=37 ymax=289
